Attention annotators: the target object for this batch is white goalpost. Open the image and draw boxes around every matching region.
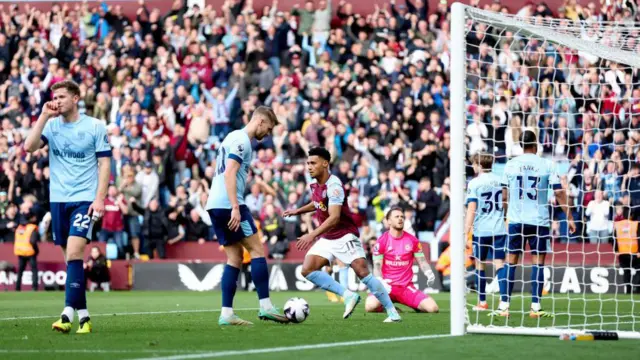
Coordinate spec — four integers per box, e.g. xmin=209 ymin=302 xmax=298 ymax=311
xmin=450 ymin=2 xmax=640 ymax=339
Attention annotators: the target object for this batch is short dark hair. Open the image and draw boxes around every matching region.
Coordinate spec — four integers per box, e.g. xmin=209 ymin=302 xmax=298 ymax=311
xmin=308 ymin=147 xmax=331 ymax=162
xmin=474 ymin=153 xmax=494 ymax=170
xmin=51 ymin=80 xmax=81 ymax=97
xmin=520 ymin=130 xmax=538 ymax=151
xmin=253 ymin=105 xmax=278 ymax=125
xmin=386 ymin=206 xmax=404 ymax=220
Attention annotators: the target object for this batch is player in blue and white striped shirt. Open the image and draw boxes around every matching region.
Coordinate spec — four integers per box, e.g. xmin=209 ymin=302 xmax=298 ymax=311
xmin=24 ymin=80 xmax=112 ymax=334
xmin=465 ymin=153 xmax=507 ymax=312
xmin=205 ymin=106 xmax=288 ymax=326
xmin=498 ymin=130 xmax=575 ymax=318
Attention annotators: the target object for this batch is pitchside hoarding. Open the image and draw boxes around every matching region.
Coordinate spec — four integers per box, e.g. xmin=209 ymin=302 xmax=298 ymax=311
xmin=132 ymin=262 xmax=637 ymax=294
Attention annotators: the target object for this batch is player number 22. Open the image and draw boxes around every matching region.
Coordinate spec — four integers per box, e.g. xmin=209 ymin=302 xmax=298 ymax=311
xmin=73 ymin=214 xmax=91 ymax=229
xmin=516 ymin=175 xmax=539 ymax=201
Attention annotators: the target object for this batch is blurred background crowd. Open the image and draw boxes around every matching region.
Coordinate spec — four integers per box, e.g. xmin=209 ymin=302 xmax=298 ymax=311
xmin=0 ymin=0 xmax=637 ymax=267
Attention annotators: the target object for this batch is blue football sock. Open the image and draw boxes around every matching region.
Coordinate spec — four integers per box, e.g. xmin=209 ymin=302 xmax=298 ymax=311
xmin=65 ymin=260 xmax=86 ymax=310
xmin=531 ymin=265 xmax=543 ymax=304
xmin=497 ymin=266 xmax=508 ymax=303
xmin=306 ymin=270 xmax=346 ymax=296
xmin=506 ymin=263 xmax=516 ymax=301
xmin=339 ymin=267 xmax=349 ymax=290
xmin=477 ymin=269 xmax=486 ymax=302
xmin=250 ymin=257 xmax=270 ymax=300
xmin=361 ymin=274 xmax=394 ymax=312
xmin=221 ymin=264 xmax=240 ymax=308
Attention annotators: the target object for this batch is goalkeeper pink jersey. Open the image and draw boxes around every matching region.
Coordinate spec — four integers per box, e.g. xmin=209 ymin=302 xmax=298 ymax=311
xmin=373 ymin=231 xmax=423 ymax=287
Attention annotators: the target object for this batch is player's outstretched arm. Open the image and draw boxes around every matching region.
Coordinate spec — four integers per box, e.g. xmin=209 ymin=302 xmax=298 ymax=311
xmin=283 ymin=201 xmax=316 ymax=217
xmin=373 ymin=256 xmax=383 ymax=277
xmin=24 ymin=102 xmax=57 ymax=153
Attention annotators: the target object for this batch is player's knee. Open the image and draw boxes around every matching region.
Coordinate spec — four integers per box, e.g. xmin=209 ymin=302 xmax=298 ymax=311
xmin=350 ymin=261 xmax=370 ymax=279
xmin=365 ymin=299 xmax=381 ymax=313
xmin=420 ymin=300 xmax=439 ymax=313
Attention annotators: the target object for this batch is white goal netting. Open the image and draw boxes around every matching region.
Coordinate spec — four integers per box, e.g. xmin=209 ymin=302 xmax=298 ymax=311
xmin=452 ymin=4 xmax=640 ymax=338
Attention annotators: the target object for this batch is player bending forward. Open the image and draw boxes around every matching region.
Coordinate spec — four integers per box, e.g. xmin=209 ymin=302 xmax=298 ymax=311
xmin=24 ymin=80 xmax=112 ymax=334
xmin=284 ymin=147 xmax=402 ymax=322
xmin=464 ymin=154 xmax=507 ymax=311
xmin=498 ymin=131 xmax=575 ymax=318
xmin=206 ymin=106 xmax=288 ymax=326
xmin=365 ymin=207 xmax=439 ymax=313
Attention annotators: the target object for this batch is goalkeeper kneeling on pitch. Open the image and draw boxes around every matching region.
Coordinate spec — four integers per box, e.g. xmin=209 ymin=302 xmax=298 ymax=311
xmin=365 ymin=207 xmax=439 ymax=313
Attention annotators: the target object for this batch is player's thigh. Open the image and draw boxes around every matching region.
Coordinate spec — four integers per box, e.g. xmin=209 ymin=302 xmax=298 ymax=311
xmin=493 ymin=235 xmax=507 ymax=262
xmin=208 ymin=206 xmax=257 ymax=247
xmin=364 ymin=294 xmax=383 ymax=312
xmin=527 ymin=225 xmax=550 ymax=262
xmin=301 ymin=253 xmax=331 ymax=277
xmin=50 ymin=203 xmax=71 ymax=247
xmin=472 ymin=236 xmax=491 ymax=263
xmin=66 ymin=236 xmax=89 ymax=261
xmin=396 ymin=285 xmax=431 ymax=311
xmin=332 ymin=234 xmax=367 ymax=269
xmin=417 ymin=296 xmax=439 ymax=313
xmin=240 ymin=233 xmax=265 ymax=258
xmin=223 ymin=243 xmax=245 ymax=268
xmin=507 ymin=223 xmax=524 ymax=261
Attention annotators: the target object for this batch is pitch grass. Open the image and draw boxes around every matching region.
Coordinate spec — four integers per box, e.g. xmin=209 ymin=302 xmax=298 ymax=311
xmin=0 ymin=291 xmax=638 ymax=360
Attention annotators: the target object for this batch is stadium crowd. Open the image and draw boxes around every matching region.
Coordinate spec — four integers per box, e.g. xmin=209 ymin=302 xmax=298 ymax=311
xmin=0 ymin=0 xmax=637 ymax=264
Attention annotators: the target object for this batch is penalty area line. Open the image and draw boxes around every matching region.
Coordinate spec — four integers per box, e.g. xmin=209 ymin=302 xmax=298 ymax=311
xmin=128 ymin=334 xmax=456 ymax=360
xmin=0 ymin=350 xmax=210 ymax=354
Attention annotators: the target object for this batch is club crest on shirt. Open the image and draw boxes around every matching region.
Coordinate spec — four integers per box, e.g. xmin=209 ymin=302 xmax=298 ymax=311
xmin=237 ymin=144 xmax=244 ymax=154
xmin=313 ymin=201 xmax=327 ymax=211
xmin=77 ymin=132 xmax=86 ymax=140
xmin=405 ymin=244 xmax=412 ymax=251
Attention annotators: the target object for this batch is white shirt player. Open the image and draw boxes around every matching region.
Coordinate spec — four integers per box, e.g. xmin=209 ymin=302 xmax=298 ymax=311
xmin=206 ymin=130 xmax=253 ymax=210
xmin=466 ymin=172 xmax=507 ymax=237
xmin=501 ymin=153 xmax=561 ymax=227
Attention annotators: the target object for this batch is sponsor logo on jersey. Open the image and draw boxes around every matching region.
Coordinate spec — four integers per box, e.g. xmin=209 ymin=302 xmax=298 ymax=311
xmin=313 ymin=201 xmax=327 ymax=212
xmin=52 ymin=142 xmax=86 ymax=160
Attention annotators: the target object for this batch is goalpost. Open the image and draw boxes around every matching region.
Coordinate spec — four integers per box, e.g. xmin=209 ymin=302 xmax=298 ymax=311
xmin=450 ymin=2 xmax=640 ymax=338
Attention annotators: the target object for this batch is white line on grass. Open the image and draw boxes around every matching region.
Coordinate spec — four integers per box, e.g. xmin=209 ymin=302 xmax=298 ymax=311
xmin=0 ymin=350 xmax=208 ymax=354
xmin=0 ymin=308 xmax=260 ymax=321
xmin=128 ymin=334 xmax=456 ymax=360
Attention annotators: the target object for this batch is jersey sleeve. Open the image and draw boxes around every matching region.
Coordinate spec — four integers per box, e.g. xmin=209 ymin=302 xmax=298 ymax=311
xmin=327 ymin=182 xmax=345 ymax=206
xmin=227 ymin=134 xmax=250 ymax=164
xmin=94 ymin=121 xmax=112 ymax=158
xmin=41 ymin=119 xmax=53 ymax=146
xmin=412 ymin=237 xmax=425 ymax=258
xmin=466 ymin=180 xmax=478 ymax=205
xmin=549 ymin=160 xmax=562 ymax=190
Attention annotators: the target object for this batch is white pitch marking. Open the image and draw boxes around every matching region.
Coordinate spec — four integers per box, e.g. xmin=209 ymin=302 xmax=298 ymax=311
xmin=128 ymin=334 xmax=456 ymax=360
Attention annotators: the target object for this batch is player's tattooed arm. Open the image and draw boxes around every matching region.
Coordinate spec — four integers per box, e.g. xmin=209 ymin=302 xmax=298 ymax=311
xmin=373 ymin=257 xmax=383 ymax=278
xmin=416 ymin=255 xmax=436 ymax=286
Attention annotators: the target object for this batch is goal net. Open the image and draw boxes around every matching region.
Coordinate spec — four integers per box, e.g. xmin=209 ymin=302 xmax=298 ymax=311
xmin=449 ymin=3 xmax=640 ymax=339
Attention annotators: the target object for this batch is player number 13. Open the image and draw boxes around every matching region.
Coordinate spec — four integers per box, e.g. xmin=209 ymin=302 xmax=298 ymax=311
xmin=516 ymin=175 xmax=539 ymax=201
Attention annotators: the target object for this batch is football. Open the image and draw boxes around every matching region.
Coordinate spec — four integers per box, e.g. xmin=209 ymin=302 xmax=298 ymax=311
xmin=284 ymin=297 xmax=310 ymax=323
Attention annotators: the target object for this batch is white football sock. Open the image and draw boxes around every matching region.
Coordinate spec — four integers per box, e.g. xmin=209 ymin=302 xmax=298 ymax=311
xmin=343 ymin=289 xmax=354 ymax=298
xmin=221 ymin=307 xmax=234 ymax=318
xmin=498 ymin=301 xmax=509 ymax=311
xmin=77 ymin=309 xmax=90 ymax=320
xmin=259 ymin=298 xmax=274 ymax=310
xmin=62 ymin=306 xmax=74 ymax=322
xmin=531 ymin=302 xmax=541 ymax=312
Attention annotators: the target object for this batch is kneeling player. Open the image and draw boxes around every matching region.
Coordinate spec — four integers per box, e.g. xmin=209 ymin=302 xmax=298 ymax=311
xmin=464 ymin=153 xmax=507 ymax=311
xmin=284 ymin=147 xmax=401 ymax=323
xmin=365 ymin=207 xmax=439 ymax=313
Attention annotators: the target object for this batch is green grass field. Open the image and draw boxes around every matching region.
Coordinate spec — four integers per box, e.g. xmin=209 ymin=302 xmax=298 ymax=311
xmin=0 ymin=291 xmax=638 ymax=360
